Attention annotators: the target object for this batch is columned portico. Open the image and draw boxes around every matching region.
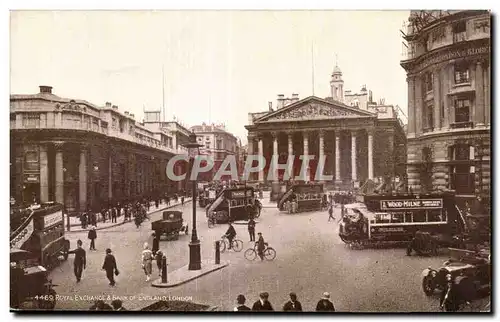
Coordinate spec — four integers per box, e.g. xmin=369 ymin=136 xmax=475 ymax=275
xmin=245 ymin=95 xmax=406 ymax=188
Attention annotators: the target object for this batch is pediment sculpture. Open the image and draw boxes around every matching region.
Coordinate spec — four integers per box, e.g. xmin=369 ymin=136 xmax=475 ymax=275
xmin=270 ymin=103 xmax=352 ymax=120
xmin=55 ymin=100 xmax=87 ymax=113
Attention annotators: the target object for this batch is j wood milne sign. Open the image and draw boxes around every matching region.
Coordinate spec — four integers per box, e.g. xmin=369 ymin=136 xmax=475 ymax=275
xmin=380 ymin=199 xmax=443 ymax=210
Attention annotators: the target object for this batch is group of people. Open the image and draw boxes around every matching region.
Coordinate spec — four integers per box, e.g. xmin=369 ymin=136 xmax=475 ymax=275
xmin=224 ymin=221 xmax=267 ymax=260
xmin=68 ymin=239 xmax=119 ymax=286
xmin=234 ymin=291 xmax=336 ymax=312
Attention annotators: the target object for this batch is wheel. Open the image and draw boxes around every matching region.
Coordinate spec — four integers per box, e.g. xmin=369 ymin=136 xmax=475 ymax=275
xmin=233 ymin=240 xmax=243 ymax=252
xmin=422 ymin=275 xmax=436 ymax=296
xmin=63 ymin=240 xmax=70 ymax=260
xmin=264 ymin=247 xmax=276 ymax=260
xmin=218 ymin=239 xmax=227 ymax=253
xmin=244 ymin=248 xmax=257 ymax=261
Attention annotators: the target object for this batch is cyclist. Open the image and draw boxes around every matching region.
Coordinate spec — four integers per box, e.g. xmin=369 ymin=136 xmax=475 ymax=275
xmin=256 ymin=232 xmax=266 ymax=261
xmin=224 ymin=222 xmax=237 ymax=250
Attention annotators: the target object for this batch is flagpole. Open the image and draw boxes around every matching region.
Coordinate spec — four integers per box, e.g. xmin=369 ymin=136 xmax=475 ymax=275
xmin=311 ymin=42 xmax=315 ymax=96
xmin=162 ymin=65 xmax=165 ymax=122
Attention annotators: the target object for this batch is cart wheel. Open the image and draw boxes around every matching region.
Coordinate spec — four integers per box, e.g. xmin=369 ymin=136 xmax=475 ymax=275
xmin=244 ymin=248 xmax=257 ymax=261
xmin=264 ymin=247 xmax=276 ymax=260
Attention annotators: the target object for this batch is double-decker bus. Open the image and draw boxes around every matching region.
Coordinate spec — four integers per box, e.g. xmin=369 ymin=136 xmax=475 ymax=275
xmin=10 ymin=202 xmax=70 ymax=269
xmin=339 ymin=193 xmax=467 ymax=246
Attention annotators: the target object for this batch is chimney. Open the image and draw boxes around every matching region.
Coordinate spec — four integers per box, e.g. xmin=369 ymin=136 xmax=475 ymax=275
xmin=291 ymin=93 xmax=299 ymax=102
xmin=124 ymin=111 xmax=129 ymax=115
xmin=112 ymin=105 xmax=118 ymax=110
xmin=39 ymin=85 xmax=53 ymax=94
xmin=277 ymin=94 xmax=285 ymax=109
xmin=130 ymin=113 xmax=135 ymax=118
xmin=105 ymin=102 xmax=112 ymax=108
xmin=268 ymin=101 xmax=273 ymax=111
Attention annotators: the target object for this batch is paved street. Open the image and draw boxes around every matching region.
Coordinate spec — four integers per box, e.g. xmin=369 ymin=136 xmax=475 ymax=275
xmin=48 ymin=195 xmax=489 ymax=312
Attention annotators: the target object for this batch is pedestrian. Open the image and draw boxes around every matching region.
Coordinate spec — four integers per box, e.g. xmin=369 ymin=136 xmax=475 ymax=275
xmin=68 ymin=239 xmax=86 ymax=282
xmin=142 ymin=242 xmax=153 ymax=282
xmin=88 ymin=226 xmax=97 ymax=251
xmin=81 ymin=212 xmax=88 ymax=229
xmin=111 ymin=207 xmax=117 ymax=223
xmin=315 ymin=292 xmax=335 ymax=312
xmin=102 ymin=248 xmax=119 ymax=286
xmin=252 ymin=292 xmax=274 ymax=311
xmin=181 ymin=195 xmax=185 ymax=206
xmin=151 ymin=232 xmax=160 ymax=255
xmin=328 ymin=205 xmax=335 ymax=222
xmin=155 ymin=199 xmax=160 ymax=209
xmin=233 ymin=294 xmax=251 ymax=311
xmin=90 ymin=212 xmax=97 ymax=227
xmin=283 ymin=292 xmax=303 ymax=312
xmin=89 ymin=300 xmax=113 ymax=311
xmin=155 ymin=250 xmax=164 ymax=276
xmin=248 ymin=217 xmax=256 ymax=242
xmin=256 ymin=232 xmax=266 ymax=261
xmin=111 ymin=299 xmax=127 ymax=311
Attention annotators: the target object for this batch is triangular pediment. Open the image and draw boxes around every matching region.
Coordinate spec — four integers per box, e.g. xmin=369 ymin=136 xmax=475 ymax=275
xmin=254 ymin=96 xmax=375 ymax=123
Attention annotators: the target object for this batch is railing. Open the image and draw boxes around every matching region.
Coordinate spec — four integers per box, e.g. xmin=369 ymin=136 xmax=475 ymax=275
xmin=11 ymin=112 xmax=189 ymax=155
xmin=450 ymin=121 xmax=473 ymax=129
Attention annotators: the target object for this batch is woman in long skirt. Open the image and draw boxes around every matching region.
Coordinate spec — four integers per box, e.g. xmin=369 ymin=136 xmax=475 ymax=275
xmin=142 ymin=243 xmax=153 ymax=282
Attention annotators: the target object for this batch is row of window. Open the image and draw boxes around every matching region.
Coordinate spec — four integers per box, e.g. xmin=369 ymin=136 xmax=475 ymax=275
xmin=371 ymin=210 xmax=447 ymax=224
xmin=424 ymin=63 xmax=472 ymax=93
xmin=423 ymin=96 xmax=472 ymax=130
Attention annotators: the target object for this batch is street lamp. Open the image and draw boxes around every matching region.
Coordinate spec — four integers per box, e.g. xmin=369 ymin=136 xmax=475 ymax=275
xmin=182 ymin=133 xmax=203 ymax=271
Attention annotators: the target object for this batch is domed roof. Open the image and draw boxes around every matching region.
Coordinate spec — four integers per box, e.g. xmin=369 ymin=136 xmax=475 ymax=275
xmin=333 ymin=65 xmax=342 ymax=73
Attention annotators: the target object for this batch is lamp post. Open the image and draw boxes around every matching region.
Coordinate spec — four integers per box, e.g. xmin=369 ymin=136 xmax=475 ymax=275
xmin=182 ymin=133 xmax=203 ymax=271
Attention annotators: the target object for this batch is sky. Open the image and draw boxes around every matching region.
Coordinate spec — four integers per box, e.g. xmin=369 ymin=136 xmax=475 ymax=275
xmin=10 ymin=10 xmax=410 ymax=144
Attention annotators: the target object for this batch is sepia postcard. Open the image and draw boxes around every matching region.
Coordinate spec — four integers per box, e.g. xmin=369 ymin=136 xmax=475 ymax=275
xmin=9 ymin=9 xmax=491 ymax=313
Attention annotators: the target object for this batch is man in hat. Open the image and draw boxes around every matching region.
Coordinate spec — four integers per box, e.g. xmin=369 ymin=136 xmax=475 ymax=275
xmin=224 ymin=222 xmax=237 ymax=250
xmin=251 ymin=292 xmax=274 ymax=311
xmin=102 ymin=248 xmax=118 ymax=286
xmin=283 ymin=292 xmax=303 ymax=311
xmin=88 ymin=226 xmax=97 ymax=251
xmin=111 ymin=299 xmax=127 ymax=311
xmin=256 ymin=232 xmax=266 ymax=261
xmin=68 ymin=239 xmax=86 ymax=282
xmin=316 ymin=292 xmax=335 ymax=311
xmin=233 ymin=294 xmax=251 ymax=311
xmin=248 ymin=217 xmax=256 ymax=242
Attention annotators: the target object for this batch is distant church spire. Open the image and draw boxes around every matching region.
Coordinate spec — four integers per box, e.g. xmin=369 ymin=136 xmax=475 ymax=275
xmin=330 ymin=56 xmax=344 ymax=103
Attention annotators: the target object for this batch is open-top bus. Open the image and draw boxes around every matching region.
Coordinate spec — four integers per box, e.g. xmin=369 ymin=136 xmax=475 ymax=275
xmin=206 ymin=187 xmax=261 ymax=224
xmin=339 ymin=193 xmax=468 ymax=247
xmin=278 ymin=183 xmax=324 ymax=213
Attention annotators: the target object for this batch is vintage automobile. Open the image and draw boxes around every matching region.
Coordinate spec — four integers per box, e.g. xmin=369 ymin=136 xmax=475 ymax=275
xmin=151 ymin=211 xmax=189 ymax=241
xmin=10 ymin=248 xmax=58 ymax=310
xmin=421 ymin=247 xmax=490 ymax=303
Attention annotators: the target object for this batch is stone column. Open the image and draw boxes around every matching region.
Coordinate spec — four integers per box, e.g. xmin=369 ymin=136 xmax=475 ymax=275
xmin=441 ymin=67 xmax=450 ymax=128
xmin=335 ymin=131 xmax=341 ymax=183
xmin=485 ymin=63 xmax=490 ymax=125
xmin=351 ymin=131 xmax=357 ymax=182
xmin=258 ymin=136 xmax=264 ymax=182
xmin=407 ymin=77 xmax=416 ymax=136
xmin=272 ymin=132 xmax=279 ymax=182
xmin=247 ymin=136 xmax=254 ymax=180
xmin=367 ymin=129 xmax=374 ymax=180
xmin=414 ymin=76 xmax=423 ymax=136
xmin=303 ymin=131 xmax=309 ymax=181
xmin=318 ymin=130 xmax=325 ymax=182
xmin=79 ymin=145 xmax=88 ymax=211
xmin=108 ymin=150 xmax=113 ymax=201
xmin=447 ymin=66 xmax=455 ymax=124
xmin=475 ymin=61 xmax=485 ymax=127
xmin=39 ymin=144 xmax=49 ymax=203
xmin=54 ymin=142 xmax=64 ymax=205
xmin=433 ymin=69 xmax=441 ymax=129
xmin=287 ymin=131 xmax=294 ymax=179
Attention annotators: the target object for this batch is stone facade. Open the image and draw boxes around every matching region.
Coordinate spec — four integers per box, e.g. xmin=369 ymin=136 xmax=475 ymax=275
xmin=10 ymin=86 xmax=191 ymax=212
xmin=400 ymin=10 xmax=491 ymax=200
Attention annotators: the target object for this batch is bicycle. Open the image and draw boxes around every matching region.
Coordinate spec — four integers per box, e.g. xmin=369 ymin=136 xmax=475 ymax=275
xmin=219 ymin=235 xmax=243 ymax=253
xmin=244 ymin=242 xmax=276 ymax=261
